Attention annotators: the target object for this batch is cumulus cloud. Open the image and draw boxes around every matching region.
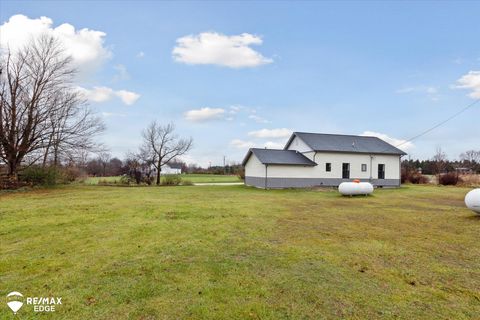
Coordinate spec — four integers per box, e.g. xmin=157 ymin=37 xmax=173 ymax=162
xmin=230 ymin=139 xmax=284 ymax=150
xmin=184 ymin=107 xmax=226 ymax=122
xmin=172 ymin=32 xmax=273 ymax=68
xmin=455 ymin=71 xmax=480 ymax=98
xmin=0 ymin=14 xmax=111 ymax=73
xmin=77 ymin=86 xmax=140 ymax=106
xmin=230 ymin=139 xmax=255 ymax=149
xmin=248 ymin=128 xmax=292 ymax=139
xmin=248 ymin=114 xmax=270 ymax=124
xmin=361 ymin=131 xmax=414 ymax=152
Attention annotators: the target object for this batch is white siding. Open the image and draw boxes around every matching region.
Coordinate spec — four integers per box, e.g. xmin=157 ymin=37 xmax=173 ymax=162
xmin=244 ymin=153 xmax=266 ymax=177
xmin=266 ymin=152 xmax=400 ymax=180
xmin=286 ymin=136 xmax=313 ymax=153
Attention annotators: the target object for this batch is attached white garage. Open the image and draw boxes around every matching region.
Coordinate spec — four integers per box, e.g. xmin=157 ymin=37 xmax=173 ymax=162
xmin=242 ymin=132 xmax=406 ymax=189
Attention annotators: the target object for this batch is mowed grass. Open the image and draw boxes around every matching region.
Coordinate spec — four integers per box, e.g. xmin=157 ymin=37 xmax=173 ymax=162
xmin=83 ymin=176 xmax=123 ymax=185
xmin=0 ymin=185 xmax=479 ymax=319
xmin=180 ymin=174 xmax=241 ymax=183
xmin=83 ymin=174 xmax=241 ymax=185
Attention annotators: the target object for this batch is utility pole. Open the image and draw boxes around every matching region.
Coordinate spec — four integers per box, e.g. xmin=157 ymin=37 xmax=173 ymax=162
xmin=223 ymin=156 xmax=226 ymax=175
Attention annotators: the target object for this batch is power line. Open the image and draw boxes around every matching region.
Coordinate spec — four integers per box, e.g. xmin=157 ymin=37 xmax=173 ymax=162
xmin=394 ymin=98 xmax=480 ymax=150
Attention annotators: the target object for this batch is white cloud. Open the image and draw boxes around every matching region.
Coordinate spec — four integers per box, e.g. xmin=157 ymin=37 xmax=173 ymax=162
xmin=361 ymin=131 xmax=414 ymax=152
xmin=248 ymin=114 xmax=270 ymax=124
xmin=115 ymin=90 xmax=140 ymax=105
xmin=0 ymin=14 xmax=111 ymax=73
xmin=230 ymin=139 xmax=255 ymax=149
xmin=230 ymin=139 xmax=284 ymax=150
xmin=172 ymin=32 xmax=273 ymax=68
xmin=263 ymin=141 xmax=285 ymax=149
xmin=113 ymin=64 xmax=129 ymax=81
xmin=77 ymin=86 xmax=140 ymax=106
xmin=184 ymin=107 xmax=226 ymax=122
xmin=248 ymin=128 xmax=292 ymax=139
xmin=136 ymin=51 xmax=145 ymax=58
xmin=455 ymin=71 xmax=480 ymax=98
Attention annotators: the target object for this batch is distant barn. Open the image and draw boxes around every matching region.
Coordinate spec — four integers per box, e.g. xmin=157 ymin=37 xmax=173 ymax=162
xmin=242 ymin=132 xmax=406 ymax=189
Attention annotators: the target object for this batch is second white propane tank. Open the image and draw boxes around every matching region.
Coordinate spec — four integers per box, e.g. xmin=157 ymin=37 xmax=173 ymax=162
xmin=465 ymin=188 xmax=480 ymax=214
xmin=338 ymin=181 xmax=374 ymax=196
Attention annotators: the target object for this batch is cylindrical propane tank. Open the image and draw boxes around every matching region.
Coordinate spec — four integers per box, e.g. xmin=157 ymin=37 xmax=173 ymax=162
xmin=465 ymin=188 xmax=480 ymax=214
xmin=338 ymin=180 xmax=374 ymax=196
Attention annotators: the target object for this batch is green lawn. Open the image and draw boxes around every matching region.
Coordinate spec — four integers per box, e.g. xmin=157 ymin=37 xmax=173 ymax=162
xmin=83 ymin=174 xmax=241 ymax=185
xmin=1 ymin=185 xmax=479 ymax=319
xmin=83 ymin=176 xmax=123 ymax=185
xmin=180 ymin=174 xmax=241 ymax=183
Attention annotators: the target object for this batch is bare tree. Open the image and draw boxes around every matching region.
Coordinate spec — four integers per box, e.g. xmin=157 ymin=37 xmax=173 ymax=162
xmin=432 ymin=147 xmax=447 ymax=175
xmin=0 ymin=35 xmax=104 ymax=181
xmin=141 ymin=121 xmax=192 ymax=185
xmin=460 ymin=150 xmax=480 ymax=164
xmin=98 ymin=152 xmax=111 ymax=177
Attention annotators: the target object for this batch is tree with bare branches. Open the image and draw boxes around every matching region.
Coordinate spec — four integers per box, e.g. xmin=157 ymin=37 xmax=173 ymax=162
xmin=460 ymin=150 xmax=480 ymax=164
xmin=141 ymin=121 xmax=192 ymax=185
xmin=0 ymin=35 xmax=104 ymax=182
xmin=432 ymin=147 xmax=447 ymax=175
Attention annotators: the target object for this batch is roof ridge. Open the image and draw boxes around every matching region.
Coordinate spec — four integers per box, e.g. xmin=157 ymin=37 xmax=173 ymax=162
xmin=294 ymin=132 xmax=381 ymax=139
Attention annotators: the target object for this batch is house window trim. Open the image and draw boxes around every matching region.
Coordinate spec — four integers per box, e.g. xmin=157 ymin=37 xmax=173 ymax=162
xmin=361 ymin=164 xmax=367 ymax=172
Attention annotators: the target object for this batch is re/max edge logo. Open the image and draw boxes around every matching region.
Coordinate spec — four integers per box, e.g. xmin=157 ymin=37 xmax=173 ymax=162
xmin=6 ymin=291 xmax=62 ymax=314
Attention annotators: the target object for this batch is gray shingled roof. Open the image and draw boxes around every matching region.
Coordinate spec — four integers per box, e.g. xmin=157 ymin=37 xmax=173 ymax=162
xmin=285 ymin=132 xmax=407 ymax=155
xmin=242 ymin=148 xmax=317 ymax=166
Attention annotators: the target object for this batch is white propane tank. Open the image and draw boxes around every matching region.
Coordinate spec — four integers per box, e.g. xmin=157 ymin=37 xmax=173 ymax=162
xmin=338 ymin=180 xmax=374 ymax=196
xmin=465 ymin=188 xmax=480 ymax=214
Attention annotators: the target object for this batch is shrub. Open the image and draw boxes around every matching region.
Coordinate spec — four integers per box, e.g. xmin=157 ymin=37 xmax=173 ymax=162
xmin=60 ymin=166 xmax=83 ymax=183
xmin=120 ymin=175 xmax=134 ymax=185
xmin=161 ymin=175 xmax=182 ymax=186
xmin=409 ymin=173 xmax=430 ymax=184
xmin=21 ymin=166 xmax=59 ymax=186
xmin=438 ymin=172 xmax=462 ymax=186
xmin=181 ymin=179 xmax=193 ymax=186
xmin=401 ymin=169 xmax=429 ymax=184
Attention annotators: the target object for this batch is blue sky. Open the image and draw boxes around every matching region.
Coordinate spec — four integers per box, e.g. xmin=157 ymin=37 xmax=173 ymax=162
xmin=1 ymin=1 xmax=479 ymax=166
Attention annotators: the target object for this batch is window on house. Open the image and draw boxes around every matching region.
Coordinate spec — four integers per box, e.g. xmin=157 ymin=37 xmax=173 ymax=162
xmin=361 ymin=164 xmax=367 ymax=172
xmin=378 ymin=164 xmax=385 ymax=179
xmin=342 ymin=163 xmax=350 ymax=179
xmin=326 ymin=163 xmax=331 ymax=172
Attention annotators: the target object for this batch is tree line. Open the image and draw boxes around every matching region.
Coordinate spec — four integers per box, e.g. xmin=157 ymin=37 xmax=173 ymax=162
xmin=402 ymin=149 xmax=480 ymax=175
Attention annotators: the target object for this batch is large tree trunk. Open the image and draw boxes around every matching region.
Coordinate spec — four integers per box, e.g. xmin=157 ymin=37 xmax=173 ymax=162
xmin=156 ymin=160 xmax=161 ymax=185
xmin=7 ymin=160 xmax=18 ymax=182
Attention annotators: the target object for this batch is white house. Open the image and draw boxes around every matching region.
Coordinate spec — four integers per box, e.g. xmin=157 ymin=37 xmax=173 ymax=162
xmin=242 ymin=132 xmax=406 ymax=189
xmin=148 ymin=163 xmax=183 ymax=176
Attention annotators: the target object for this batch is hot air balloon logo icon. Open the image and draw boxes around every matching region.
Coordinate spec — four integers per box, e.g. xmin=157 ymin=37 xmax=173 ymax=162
xmin=6 ymin=291 xmax=24 ymax=314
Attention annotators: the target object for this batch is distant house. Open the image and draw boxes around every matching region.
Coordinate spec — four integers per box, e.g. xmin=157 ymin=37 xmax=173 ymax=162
xmin=242 ymin=132 xmax=406 ymax=189
xmin=146 ymin=162 xmax=183 ymax=176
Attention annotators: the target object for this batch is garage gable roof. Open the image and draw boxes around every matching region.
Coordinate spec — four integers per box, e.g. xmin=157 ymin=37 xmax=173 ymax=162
xmin=242 ymin=148 xmax=317 ymax=166
xmin=285 ymin=132 xmax=407 ymax=155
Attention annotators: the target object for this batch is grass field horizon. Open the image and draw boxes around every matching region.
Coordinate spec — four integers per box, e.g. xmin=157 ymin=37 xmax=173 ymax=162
xmin=1 ymin=184 xmax=479 ymax=319
xmin=84 ymin=174 xmax=241 ymax=185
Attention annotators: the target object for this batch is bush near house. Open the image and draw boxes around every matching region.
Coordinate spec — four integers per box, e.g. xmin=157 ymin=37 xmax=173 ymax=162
xmin=401 ymin=169 xmax=429 ymax=184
